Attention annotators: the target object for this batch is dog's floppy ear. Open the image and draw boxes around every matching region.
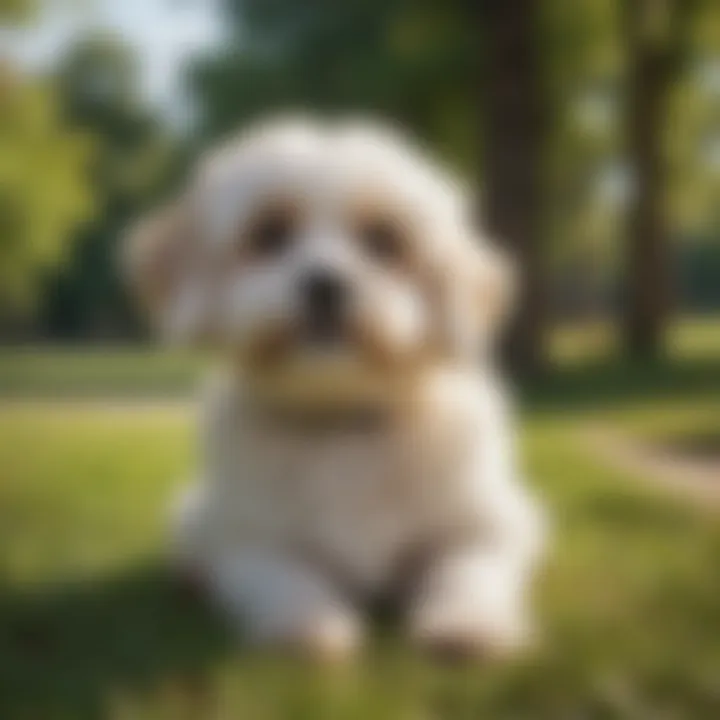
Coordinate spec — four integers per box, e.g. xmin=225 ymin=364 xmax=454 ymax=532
xmin=431 ymin=238 xmax=516 ymax=359
xmin=122 ymin=198 xmax=208 ymax=342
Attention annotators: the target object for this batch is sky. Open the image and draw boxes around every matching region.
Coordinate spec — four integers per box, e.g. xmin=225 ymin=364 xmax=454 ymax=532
xmin=3 ymin=0 xmax=225 ymax=112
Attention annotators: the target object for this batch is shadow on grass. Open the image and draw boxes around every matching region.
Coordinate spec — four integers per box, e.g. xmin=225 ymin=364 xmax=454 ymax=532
xmin=522 ymin=358 xmax=720 ymax=414
xmin=0 ymin=561 xmax=232 ymax=719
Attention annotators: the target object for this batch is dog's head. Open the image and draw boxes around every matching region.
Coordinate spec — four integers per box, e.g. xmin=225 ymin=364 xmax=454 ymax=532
xmin=124 ymin=118 xmax=513 ymax=409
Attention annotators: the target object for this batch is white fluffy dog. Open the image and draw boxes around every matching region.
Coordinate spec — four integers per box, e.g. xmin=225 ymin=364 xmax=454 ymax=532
xmin=124 ymin=117 xmax=547 ymax=661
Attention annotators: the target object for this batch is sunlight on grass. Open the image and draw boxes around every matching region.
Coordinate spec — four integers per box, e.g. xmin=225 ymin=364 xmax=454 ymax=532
xmin=0 ymin=405 xmax=193 ymax=584
xmin=551 ymin=314 xmax=720 ymax=366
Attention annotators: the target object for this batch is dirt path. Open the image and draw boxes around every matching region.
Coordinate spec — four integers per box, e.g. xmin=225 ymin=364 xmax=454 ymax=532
xmin=585 ymin=426 xmax=720 ymax=508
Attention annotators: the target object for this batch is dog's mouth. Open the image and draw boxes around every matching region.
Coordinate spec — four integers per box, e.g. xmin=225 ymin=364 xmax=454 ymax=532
xmin=243 ymin=311 xmax=422 ymax=378
xmin=299 ymin=315 xmax=348 ymax=348
xmin=244 ymin=319 xmax=354 ymax=370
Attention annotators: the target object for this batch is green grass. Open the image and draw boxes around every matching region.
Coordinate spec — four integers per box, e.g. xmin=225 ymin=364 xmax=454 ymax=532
xmin=0 ymin=320 xmax=719 ymax=719
xmin=0 ymin=347 xmax=203 ymax=399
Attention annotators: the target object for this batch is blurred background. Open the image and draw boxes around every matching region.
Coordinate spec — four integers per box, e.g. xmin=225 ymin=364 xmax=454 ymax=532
xmin=1 ymin=0 xmax=719 ymax=365
xmin=0 ymin=1 xmax=719 ymax=718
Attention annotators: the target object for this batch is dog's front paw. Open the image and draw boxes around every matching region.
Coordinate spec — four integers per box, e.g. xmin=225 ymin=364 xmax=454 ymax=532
xmin=410 ymin=592 xmax=532 ymax=662
xmin=257 ymin=612 xmax=362 ymax=664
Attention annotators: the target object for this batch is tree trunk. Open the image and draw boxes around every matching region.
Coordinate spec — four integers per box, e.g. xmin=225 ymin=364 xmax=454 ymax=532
xmin=623 ymin=0 xmax=676 ymax=361
xmin=480 ymin=0 xmax=547 ymax=376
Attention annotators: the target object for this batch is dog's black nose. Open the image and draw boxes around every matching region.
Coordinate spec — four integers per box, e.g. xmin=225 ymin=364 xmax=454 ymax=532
xmin=303 ymin=271 xmax=346 ymax=314
xmin=301 ymin=271 xmax=347 ymax=337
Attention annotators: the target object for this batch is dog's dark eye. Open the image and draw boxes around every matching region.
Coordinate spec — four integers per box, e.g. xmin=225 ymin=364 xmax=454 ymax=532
xmin=246 ymin=209 xmax=295 ymax=259
xmin=357 ymin=217 xmax=406 ymax=265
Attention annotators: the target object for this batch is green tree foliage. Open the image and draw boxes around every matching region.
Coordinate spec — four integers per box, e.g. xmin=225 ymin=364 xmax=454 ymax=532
xmin=190 ymin=0 xmax=478 ymax=170
xmin=667 ymin=0 xmax=720 ymax=237
xmin=0 ymin=64 xmax=95 ymax=311
xmin=0 ymin=0 xmax=36 ymax=23
xmin=38 ymin=35 xmax=180 ymax=338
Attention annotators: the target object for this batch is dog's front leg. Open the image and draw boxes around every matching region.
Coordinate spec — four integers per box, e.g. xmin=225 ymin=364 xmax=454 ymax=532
xmin=206 ymin=549 xmax=362 ymax=661
xmin=409 ymin=488 xmax=546 ymax=660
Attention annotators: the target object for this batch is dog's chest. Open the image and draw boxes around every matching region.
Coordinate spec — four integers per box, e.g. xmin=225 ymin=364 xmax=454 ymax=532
xmin=228 ymin=422 xmax=444 ymax=588
xmin=205 ymin=371 xmax=498 ymax=589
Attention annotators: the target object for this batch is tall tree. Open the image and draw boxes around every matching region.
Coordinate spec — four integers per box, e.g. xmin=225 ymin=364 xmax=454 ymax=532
xmin=622 ymin=0 xmax=700 ymax=360
xmin=479 ymin=0 xmax=547 ymax=374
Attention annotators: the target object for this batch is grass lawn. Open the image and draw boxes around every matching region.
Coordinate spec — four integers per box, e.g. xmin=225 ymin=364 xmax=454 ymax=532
xmin=0 ymin=319 xmax=719 ymax=719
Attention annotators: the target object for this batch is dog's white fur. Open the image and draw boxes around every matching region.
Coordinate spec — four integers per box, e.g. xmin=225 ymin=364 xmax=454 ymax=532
xmin=125 ymin=117 xmax=547 ymax=659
